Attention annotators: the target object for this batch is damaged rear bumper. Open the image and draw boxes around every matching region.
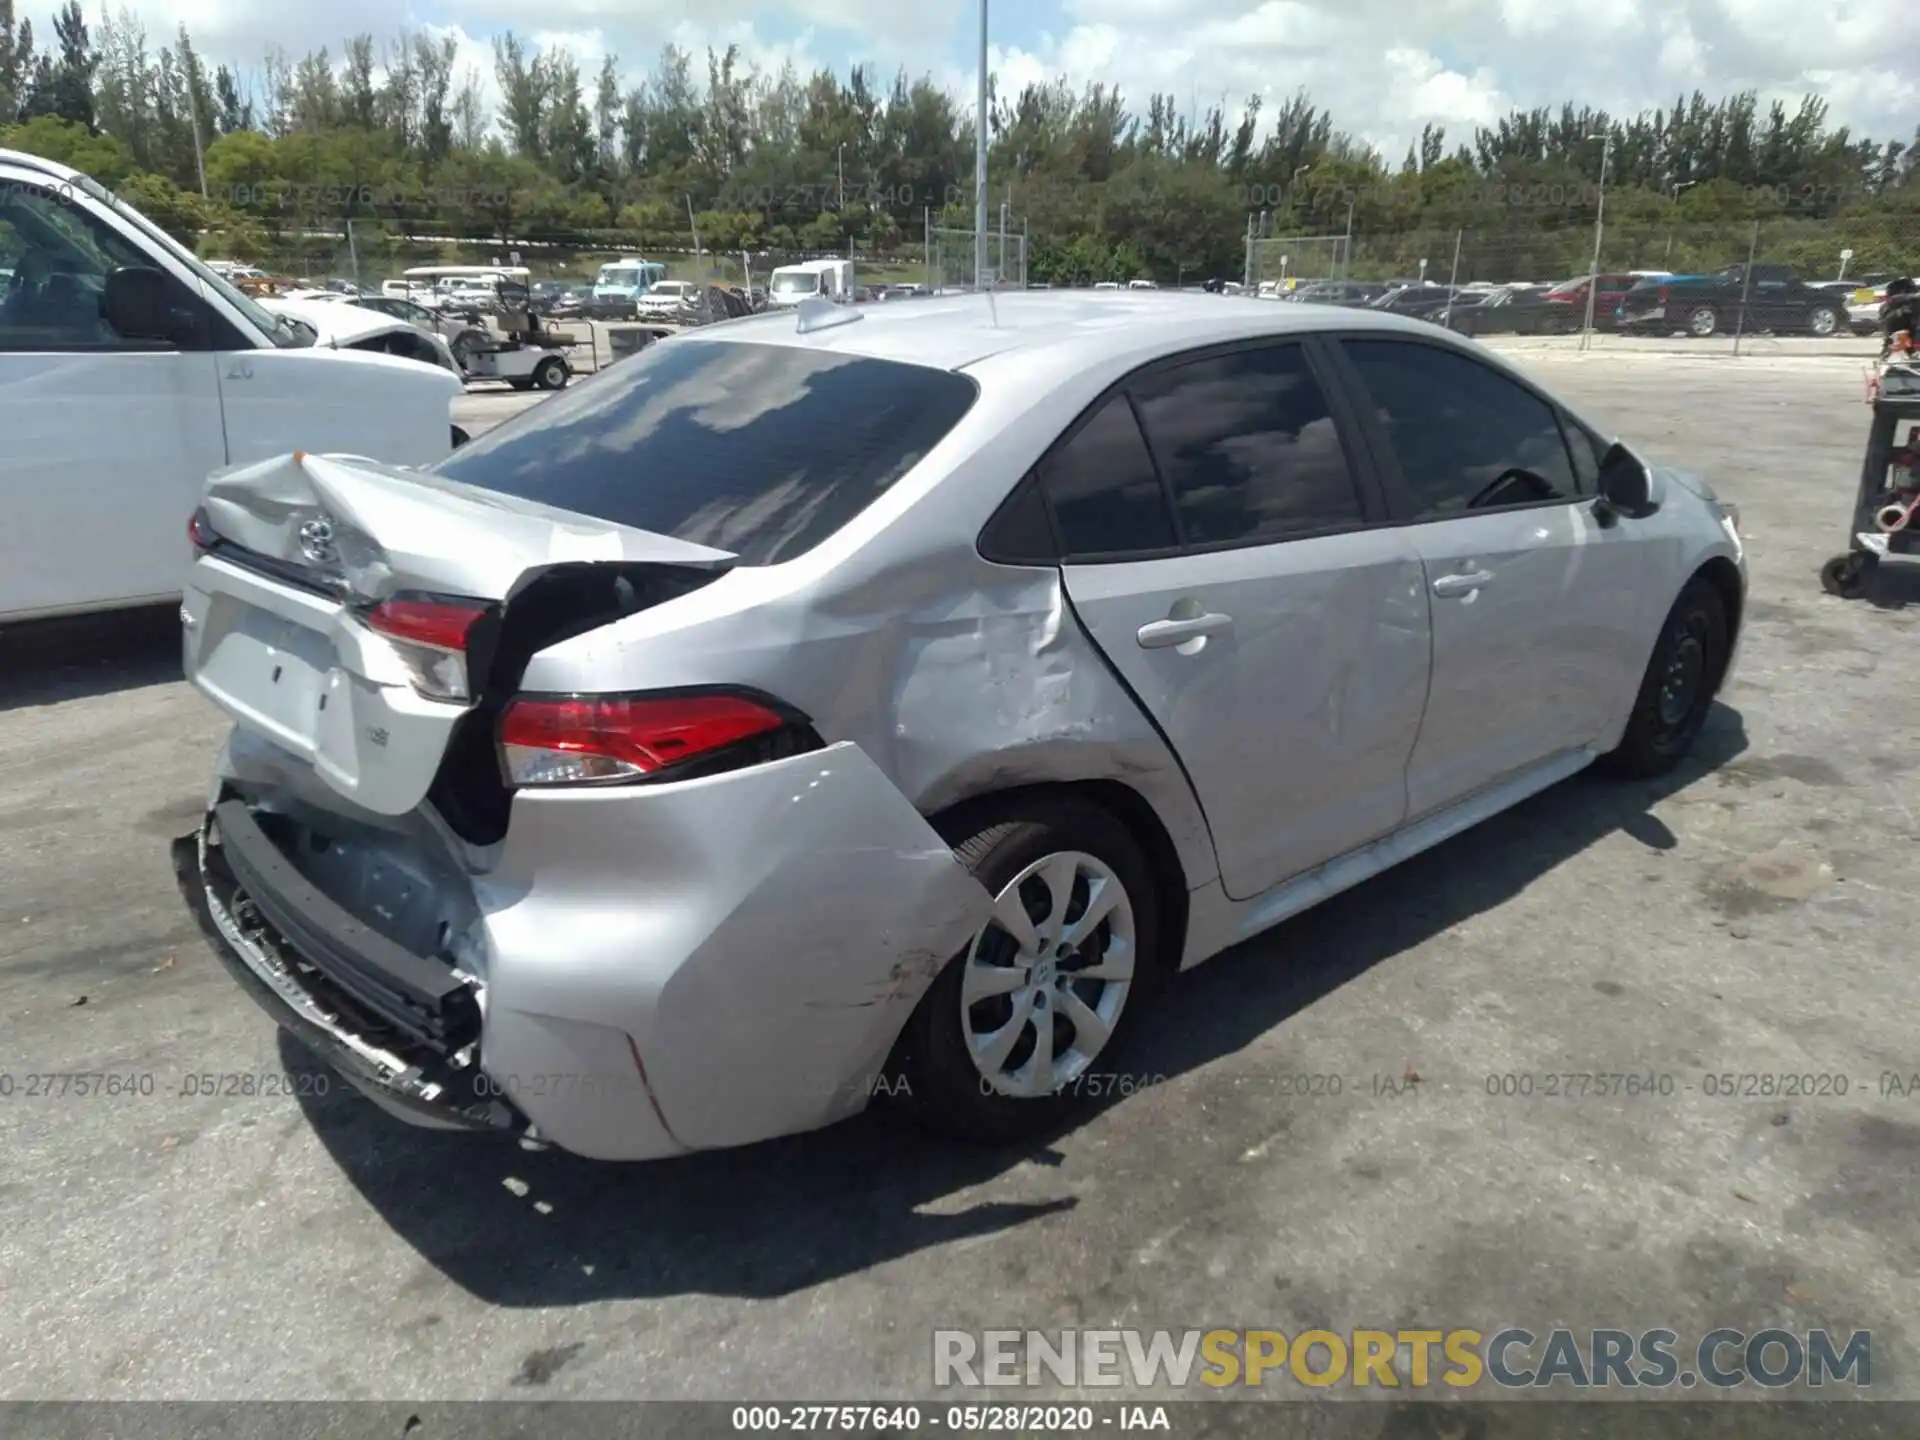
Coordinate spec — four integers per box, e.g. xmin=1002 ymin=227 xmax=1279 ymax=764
xmin=171 ymin=816 xmax=526 ymax=1136
xmin=175 ymin=739 xmax=996 ymax=1161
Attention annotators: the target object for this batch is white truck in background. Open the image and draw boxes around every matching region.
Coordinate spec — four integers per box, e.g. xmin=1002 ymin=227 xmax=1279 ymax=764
xmin=0 ymin=147 xmax=463 ymax=623
xmin=766 ymin=258 xmax=856 ymax=307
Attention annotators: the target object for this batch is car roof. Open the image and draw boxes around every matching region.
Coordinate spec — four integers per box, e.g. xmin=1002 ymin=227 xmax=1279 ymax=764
xmin=0 ymin=148 xmax=82 ymax=182
xmin=679 ymin=290 xmax=1452 ymax=374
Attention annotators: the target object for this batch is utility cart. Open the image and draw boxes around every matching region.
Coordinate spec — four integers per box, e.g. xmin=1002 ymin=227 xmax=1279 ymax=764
xmin=1821 ymin=358 xmax=1920 ymax=598
xmin=457 ymin=279 xmax=578 ymax=391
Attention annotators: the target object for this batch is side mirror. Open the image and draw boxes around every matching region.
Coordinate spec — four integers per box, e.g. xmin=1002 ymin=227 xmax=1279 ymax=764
xmin=1596 ymin=441 xmax=1662 ymax=520
xmin=102 ymin=265 xmax=177 ymax=342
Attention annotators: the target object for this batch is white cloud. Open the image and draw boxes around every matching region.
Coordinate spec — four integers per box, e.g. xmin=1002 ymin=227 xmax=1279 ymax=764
xmin=34 ymin=0 xmax=1920 ymax=160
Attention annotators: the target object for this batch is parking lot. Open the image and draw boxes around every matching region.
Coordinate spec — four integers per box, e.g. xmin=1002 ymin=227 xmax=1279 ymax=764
xmin=2 ymin=341 xmax=1917 ymax=1405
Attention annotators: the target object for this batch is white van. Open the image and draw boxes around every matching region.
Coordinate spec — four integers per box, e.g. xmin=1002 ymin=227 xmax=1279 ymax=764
xmin=767 ymin=258 xmax=856 ymax=307
xmin=0 ymin=149 xmax=464 ymax=623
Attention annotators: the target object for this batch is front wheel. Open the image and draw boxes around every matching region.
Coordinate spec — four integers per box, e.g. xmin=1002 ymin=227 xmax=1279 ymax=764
xmin=1807 ymin=304 xmax=1841 ymax=337
xmin=893 ymin=797 xmax=1161 ymax=1143
xmin=533 ymin=356 xmax=569 ymax=390
xmin=1598 ymin=576 xmax=1729 ymax=779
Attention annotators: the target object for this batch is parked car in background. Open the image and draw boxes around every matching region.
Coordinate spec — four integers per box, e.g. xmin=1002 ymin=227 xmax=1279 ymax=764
xmin=1538 ymin=273 xmax=1639 ymax=327
xmin=1847 ymin=278 xmax=1911 ymax=335
xmin=1617 ymin=263 xmax=1847 ymax=338
xmin=635 ymin=279 xmax=702 ymax=320
xmin=0 ymin=146 xmax=463 ymax=623
xmin=1290 ymin=280 xmax=1389 ymax=307
xmin=542 ymin=284 xmax=593 ymax=320
xmin=172 ymin=291 xmax=1743 ymax=1162
xmin=353 ymin=293 xmax=494 ymax=371
xmin=1436 ymin=285 xmax=1585 ymax=336
xmin=528 ymin=280 xmax=571 ymax=313
xmin=1370 ymin=283 xmax=1467 ymax=317
xmin=257 ymin=296 xmax=465 ymax=380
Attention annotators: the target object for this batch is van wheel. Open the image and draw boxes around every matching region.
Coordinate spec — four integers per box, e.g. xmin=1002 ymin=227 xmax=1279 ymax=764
xmin=534 ymin=356 xmax=568 ymax=390
xmin=893 ymin=797 xmax=1160 ymax=1144
xmin=1598 ymin=577 xmax=1729 ymax=779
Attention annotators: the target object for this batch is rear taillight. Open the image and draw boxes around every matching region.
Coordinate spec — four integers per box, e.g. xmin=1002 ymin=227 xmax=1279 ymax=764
xmin=187 ymin=508 xmax=218 ymax=554
xmin=363 ymin=596 xmax=488 ymax=703
xmin=497 ymin=690 xmax=793 ymax=787
xmin=1658 ymin=286 xmax=1669 ymax=304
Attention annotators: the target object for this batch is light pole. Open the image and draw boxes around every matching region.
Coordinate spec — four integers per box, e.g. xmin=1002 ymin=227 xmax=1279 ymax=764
xmin=1580 ymin=131 xmax=1612 ymax=350
xmin=1666 ymin=180 xmax=1699 ymax=266
xmin=974 ymin=0 xmax=989 ymax=291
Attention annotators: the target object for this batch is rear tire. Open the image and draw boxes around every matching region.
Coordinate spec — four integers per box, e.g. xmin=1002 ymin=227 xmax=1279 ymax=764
xmin=534 ymin=356 xmax=568 ymax=390
xmin=1686 ymin=305 xmax=1719 ymax=338
xmin=1807 ymin=304 xmax=1841 ymax=337
xmin=1597 ymin=576 xmax=1729 ymax=779
xmin=893 ymin=796 xmax=1161 ymax=1144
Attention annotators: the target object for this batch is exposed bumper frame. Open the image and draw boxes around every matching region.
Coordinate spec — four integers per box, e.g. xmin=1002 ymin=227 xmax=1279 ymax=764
xmin=170 ymin=818 xmax=526 ymax=1136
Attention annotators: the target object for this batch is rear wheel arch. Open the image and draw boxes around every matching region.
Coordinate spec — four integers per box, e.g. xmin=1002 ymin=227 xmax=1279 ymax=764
xmin=925 ymin=778 xmax=1190 ymax=986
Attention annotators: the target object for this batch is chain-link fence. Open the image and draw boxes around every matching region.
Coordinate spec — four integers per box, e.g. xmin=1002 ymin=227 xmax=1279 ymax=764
xmin=197 ymin=222 xmax=945 ymax=295
xmin=926 ymin=227 xmax=1028 ymax=291
xmin=218 ymin=214 xmax=1914 ymax=351
xmin=1338 ymin=218 xmax=1913 ymax=355
xmin=1245 ymin=234 xmax=1352 ymax=292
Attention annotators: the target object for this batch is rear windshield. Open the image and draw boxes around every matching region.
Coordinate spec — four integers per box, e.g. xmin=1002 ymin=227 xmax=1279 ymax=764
xmin=431 ymin=338 xmax=979 ymax=565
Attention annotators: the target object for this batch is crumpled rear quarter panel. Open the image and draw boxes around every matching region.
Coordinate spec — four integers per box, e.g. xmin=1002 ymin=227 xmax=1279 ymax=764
xmin=476 ymin=742 xmax=995 ymax=1155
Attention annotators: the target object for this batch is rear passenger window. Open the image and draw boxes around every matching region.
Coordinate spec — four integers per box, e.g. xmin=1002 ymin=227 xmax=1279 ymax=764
xmin=1037 ymin=395 xmax=1179 ymax=557
xmin=1129 ymin=343 xmax=1363 ymax=545
xmin=1342 ymin=339 xmax=1579 ymax=517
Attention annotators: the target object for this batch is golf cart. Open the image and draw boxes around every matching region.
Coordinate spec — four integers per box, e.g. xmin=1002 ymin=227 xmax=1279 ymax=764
xmin=455 ymin=275 xmax=578 ymax=391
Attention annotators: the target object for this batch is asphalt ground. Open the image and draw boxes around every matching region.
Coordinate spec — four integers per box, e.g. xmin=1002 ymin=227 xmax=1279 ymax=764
xmin=0 ymin=341 xmax=1915 ymax=1415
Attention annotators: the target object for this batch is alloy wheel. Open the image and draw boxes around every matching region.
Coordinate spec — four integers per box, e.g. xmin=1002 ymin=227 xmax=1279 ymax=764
xmin=960 ymin=850 xmax=1136 ymax=1098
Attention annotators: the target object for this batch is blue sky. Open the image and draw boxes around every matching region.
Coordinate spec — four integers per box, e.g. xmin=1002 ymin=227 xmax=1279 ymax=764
xmin=44 ymin=0 xmax=1920 ymax=163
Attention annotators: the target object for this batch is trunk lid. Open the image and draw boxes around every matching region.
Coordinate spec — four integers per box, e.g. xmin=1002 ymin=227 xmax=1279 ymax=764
xmin=184 ymin=450 xmax=735 ymax=817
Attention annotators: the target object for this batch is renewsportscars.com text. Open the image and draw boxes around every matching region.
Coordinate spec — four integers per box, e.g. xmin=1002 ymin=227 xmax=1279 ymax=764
xmin=933 ymin=1327 xmax=1871 ymax=1389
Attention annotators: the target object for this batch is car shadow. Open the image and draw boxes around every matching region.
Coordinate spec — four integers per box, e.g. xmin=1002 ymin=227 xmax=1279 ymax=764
xmin=0 ymin=604 xmax=182 ymax=712
xmin=290 ymin=703 xmax=1748 ymax=1306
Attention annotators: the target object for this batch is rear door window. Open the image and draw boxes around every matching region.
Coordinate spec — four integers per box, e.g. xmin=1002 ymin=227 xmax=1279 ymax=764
xmin=433 ymin=339 xmax=978 ymax=565
xmin=1129 ymin=343 xmax=1364 ymax=545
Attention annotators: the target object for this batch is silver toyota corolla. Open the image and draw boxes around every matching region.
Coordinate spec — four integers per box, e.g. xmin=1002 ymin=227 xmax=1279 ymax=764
xmin=172 ymin=291 xmax=1746 ymax=1160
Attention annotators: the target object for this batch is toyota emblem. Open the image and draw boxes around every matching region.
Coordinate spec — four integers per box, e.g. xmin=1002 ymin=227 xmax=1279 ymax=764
xmin=297 ymin=517 xmax=337 ymax=564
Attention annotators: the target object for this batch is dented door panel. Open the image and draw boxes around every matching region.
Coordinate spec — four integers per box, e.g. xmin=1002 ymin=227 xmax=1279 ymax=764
xmin=1061 ymin=528 xmax=1433 ymax=901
